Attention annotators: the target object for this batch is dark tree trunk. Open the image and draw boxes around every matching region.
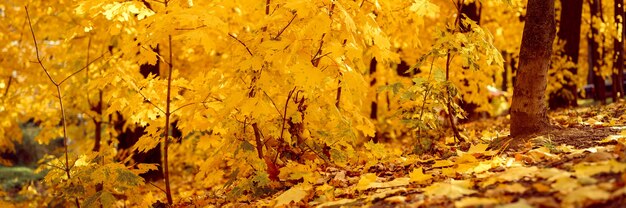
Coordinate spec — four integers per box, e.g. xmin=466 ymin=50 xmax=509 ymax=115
xmin=510 ymin=0 xmax=556 ymax=137
xmin=549 ymin=0 xmax=583 ymax=109
xmin=590 ymin=0 xmax=606 ymax=103
xmin=115 ymin=46 xmax=164 ymax=181
xmin=460 ymin=0 xmax=481 ymax=31
xmin=613 ymin=0 xmax=625 ymax=100
xmin=369 ymin=58 xmax=382 ymax=143
xmin=457 ymin=0 xmax=483 ymax=122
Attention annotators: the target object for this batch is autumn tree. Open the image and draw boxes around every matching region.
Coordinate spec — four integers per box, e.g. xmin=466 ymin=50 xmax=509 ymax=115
xmin=510 ymin=0 xmax=556 ymax=137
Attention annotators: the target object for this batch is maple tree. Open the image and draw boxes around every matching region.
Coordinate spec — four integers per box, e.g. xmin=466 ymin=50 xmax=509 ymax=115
xmin=1 ymin=0 xmax=626 ymax=207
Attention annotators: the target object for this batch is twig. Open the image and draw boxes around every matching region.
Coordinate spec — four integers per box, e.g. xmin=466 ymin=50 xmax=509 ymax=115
xmin=228 ymin=33 xmax=253 ymax=56
xmin=148 ymin=181 xmax=168 ymax=194
xmin=279 ymin=87 xmax=297 ymax=143
xmin=135 ymin=87 xmax=165 ymax=114
xmin=274 ymin=13 xmax=297 ymax=40
xmin=311 ymin=33 xmax=326 ymax=66
xmin=59 ymin=53 xmax=105 ymax=85
xmin=162 ymin=0 xmax=174 ymax=202
xmin=2 ymin=76 xmax=12 ymax=98
xmin=171 ymin=99 xmax=222 ymax=114
xmin=262 ymin=90 xmax=283 ymax=118
xmin=174 ymin=25 xmax=207 ymax=31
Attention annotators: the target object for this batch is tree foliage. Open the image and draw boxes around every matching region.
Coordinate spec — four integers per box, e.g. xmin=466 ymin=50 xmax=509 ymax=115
xmin=1 ymin=0 xmax=625 ymax=207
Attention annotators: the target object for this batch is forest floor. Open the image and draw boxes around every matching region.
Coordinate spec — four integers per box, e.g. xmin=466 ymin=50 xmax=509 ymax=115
xmin=199 ymin=101 xmax=626 ymax=207
xmin=3 ymin=102 xmax=626 ymax=207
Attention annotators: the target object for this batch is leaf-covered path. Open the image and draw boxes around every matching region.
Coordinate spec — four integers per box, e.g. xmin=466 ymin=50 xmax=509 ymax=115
xmin=183 ymin=102 xmax=626 ymax=207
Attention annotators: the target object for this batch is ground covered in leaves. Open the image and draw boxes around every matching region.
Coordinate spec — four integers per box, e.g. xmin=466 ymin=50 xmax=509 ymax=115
xmin=4 ymin=102 xmax=626 ymax=208
xmin=204 ymin=101 xmax=626 ymax=207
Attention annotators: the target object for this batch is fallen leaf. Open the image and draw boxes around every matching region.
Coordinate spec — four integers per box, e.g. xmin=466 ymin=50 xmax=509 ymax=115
xmin=496 ymin=183 xmax=527 ymax=194
xmin=532 ymin=183 xmax=551 ymax=193
xmin=384 ymin=195 xmax=407 ymax=203
xmin=562 ymin=185 xmax=610 ymax=206
xmin=495 ymin=199 xmax=533 ymax=208
xmin=433 ymin=159 xmax=455 ymax=168
xmin=551 ymin=176 xmax=579 ymax=194
xmin=365 ymin=178 xmax=410 ymax=190
xmin=467 ymin=143 xmax=489 ymax=154
xmin=317 ymin=198 xmax=356 ymax=208
xmin=424 ymin=181 xmax=476 ymax=199
xmin=454 ymin=197 xmax=498 ymax=208
xmin=355 ymin=173 xmax=378 ymax=191
xmin=409 ymin=167 xmax=433 ymax=184
xmin=274 ymin=184 xmax=310 ymax=207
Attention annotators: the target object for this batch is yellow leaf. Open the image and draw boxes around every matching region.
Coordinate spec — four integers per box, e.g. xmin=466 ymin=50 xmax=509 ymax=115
xmin=467 ymin=143 xmax=489 ymax=154
xmin=274 ymin=184 xmax=310 ymax=207
xmin=432 ymin=159 xmax=454 ymax=168
xmin=317 ymin=198 xmax=357 ymax=208
xmin=424 ymin=181 xmax=476 ymax=199
xmin=573 ymin=162 xmax=613 ymax=177
xmin=356 ymin=173 xmax=409 ymax=191
xmin=368 ymin=178 xmax=410 ymax=189
xmin=551 ymin=176 xmax=579 ymax=194
xmin=496 ymin=183 xmax=527 ymax=194
xmin=454 ymin=197 xmax=498 ymax=208
xmin=356 ymin=173 xmax=378 ymax=191
xmin=456 ymin=154 xmax=478 ymax=164
xmin=497 ymin=199 xmax=534 ymax=208
xmin=481 ymin=166 xmax=538 ymax=187
xmin=409 ymin=167 xmax=432 ymax=184
xmin=409 ymin=0 xmax=439 ymax=18
xmin=562 ymin=185 xmax=610 ymax=206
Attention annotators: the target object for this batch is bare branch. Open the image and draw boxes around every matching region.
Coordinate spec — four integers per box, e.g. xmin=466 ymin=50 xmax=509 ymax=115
xmin=175 ymin=25 xmax=207 ymax=31
xmin=228 ymin=33 xmax=253 ymax=56
xmin=171 ymin=99 xmax=222 ymax=114
xmin=274 ymin=13 xmax=297 ymax=40
xmin=2 ymin=76 xmax=12 ymax=98
xmin=58 ymin=53 xmax=106 ymax=85
xmin=25 ymin=7 xmax=57 ymax=86
xmin=262 ymin=90 xmax=283 ymax=118
xmin=148 ymin=181 xmax=168 ymax=194
xmin=136 ymin=88 xmax=166 ymax=114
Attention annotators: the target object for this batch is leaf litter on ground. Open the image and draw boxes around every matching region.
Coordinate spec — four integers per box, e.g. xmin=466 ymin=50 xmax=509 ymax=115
xmin=165 ymin=101 xmax=626 ymax=207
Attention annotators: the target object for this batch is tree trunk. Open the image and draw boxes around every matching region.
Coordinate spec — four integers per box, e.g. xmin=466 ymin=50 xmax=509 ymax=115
xmin=549 ymin=0 xmax=583 ymax=108
xmin=590 ymin=0 xmax=607 ymax=103
xmin=510 ymin=0 xmax=556 ymax=137
xmin=613 ymin=0 xmax=625 ymax=100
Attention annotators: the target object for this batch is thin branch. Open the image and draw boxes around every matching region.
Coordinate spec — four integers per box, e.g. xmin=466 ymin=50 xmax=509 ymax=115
xmin=262 ymin=90 xmax=283 ymax=118
xmin=58 ymin=53 xmax=105 ymax=85
xmin=136 ymin=88 xmax=166 ymax=114
xmin=171 ymin=99 xmax=221 ymax=114
xmin=148 ymin=181 xmax=168 ymax=194
xmin=2 ymin=76 xmax=12 ymax=98
xmin=228 ymin=33 xmax=253 ymax=56
xmin=41 ymin=162 xmax=66 ymax=171
xmin=174 ymin=25 xmax=207 ymax=31
xmin=279 ymin=87 xmax=297 ymax=145
xmin=274 ymin=13 xmax=297 ymax=40
xmin=311 ymin=33 xmax=326 ymax=66
xmin=26 ymin=7 xmax=57 ymax=86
